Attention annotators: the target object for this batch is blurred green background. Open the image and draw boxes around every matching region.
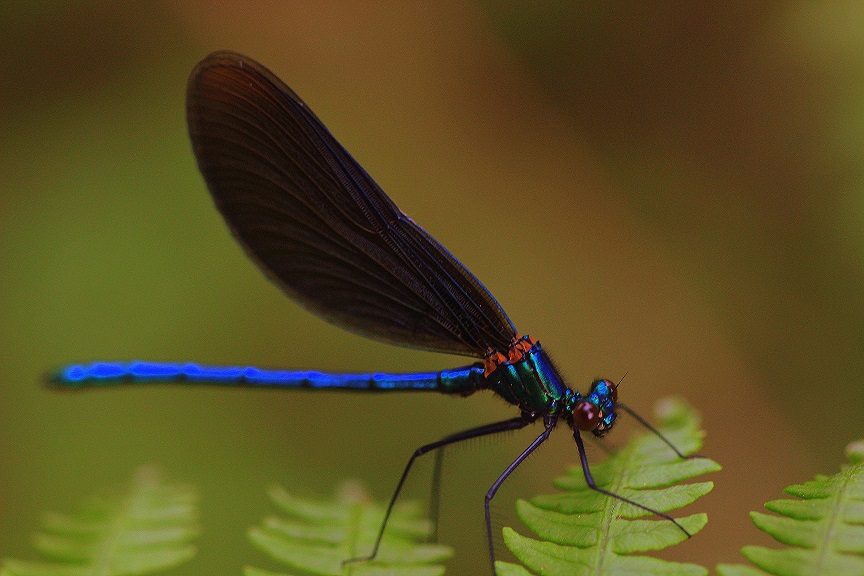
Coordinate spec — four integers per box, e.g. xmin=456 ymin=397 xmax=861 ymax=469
xmin=2 ymin=1 xmax=863 ymax=574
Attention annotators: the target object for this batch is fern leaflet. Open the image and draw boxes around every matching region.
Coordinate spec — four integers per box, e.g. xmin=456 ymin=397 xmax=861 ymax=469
xmin=246 ymin=480 xmax=452 ymax=576
xmin=717 ymin=439 xmax=864 ymax=576
xmin=0 ymin=466 xmax=198 ymax=576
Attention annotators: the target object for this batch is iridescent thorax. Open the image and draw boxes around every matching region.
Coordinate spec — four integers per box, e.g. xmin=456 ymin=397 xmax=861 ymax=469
xmin=483 ymin=335 xmax=618 ymax=436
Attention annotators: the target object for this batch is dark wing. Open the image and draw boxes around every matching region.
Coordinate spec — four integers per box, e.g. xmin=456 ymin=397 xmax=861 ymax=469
xmin=186 ymin=51 xmax=516 ymax=357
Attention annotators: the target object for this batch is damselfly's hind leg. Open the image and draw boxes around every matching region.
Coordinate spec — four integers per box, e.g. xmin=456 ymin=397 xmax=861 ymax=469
xmin=342 ymin=416 xmax=533 ymax=568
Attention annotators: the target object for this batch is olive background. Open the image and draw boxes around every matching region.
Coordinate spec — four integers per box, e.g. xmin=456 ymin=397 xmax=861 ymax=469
xmin=2 ymin=2 xmax=862 ymax=574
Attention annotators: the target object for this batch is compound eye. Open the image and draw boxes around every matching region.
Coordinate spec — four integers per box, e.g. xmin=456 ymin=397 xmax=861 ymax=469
xmin=572 ymin=401 xmax=601 ymax=431
xmin=591 ymin=378 xmax=618 ymax=402
xmin=608 ymin=381 xmax=619 ymax=403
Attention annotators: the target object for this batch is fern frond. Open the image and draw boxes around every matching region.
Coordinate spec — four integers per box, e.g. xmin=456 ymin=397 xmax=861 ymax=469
xmin=246 ymin=480 xmax=452 ymax=576
xmin=1 ymin=466 xmax=199 ymax=576
xmin=717 ymin=439 xmax=864 ymax=576
xmin=497 ymin=397 xmax=719 ymax=576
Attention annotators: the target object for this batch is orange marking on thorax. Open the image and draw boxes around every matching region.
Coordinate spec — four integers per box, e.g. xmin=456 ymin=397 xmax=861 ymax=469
xmin=483 ymin=334 xmax=537 ymax=377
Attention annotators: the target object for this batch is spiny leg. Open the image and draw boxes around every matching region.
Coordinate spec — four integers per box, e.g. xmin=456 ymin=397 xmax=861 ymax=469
xmin=482 ymin=418 xmax=556 ymax=575
xmin=617 ymin=403 xmax=703 ymax=459
xmin=343 ymin=416 xmax=533 ymax=567
xmin=572 ymin=429 xmax=692 ymax=536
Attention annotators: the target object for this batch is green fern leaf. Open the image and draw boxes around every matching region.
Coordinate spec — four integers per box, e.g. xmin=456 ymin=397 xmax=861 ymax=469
xmin=717 ymin=439 xmax=864 ymax=576
xmin=497 ymin=397 xmax=719 ymax=576
xmin=1 ymin=466 xmax=199 ymax=576
xmin=246 ymin=480 xmax=452 ymax=576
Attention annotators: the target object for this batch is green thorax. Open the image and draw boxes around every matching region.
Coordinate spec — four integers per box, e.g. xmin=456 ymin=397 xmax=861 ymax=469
xmin=485 ymin=342 xmax=569 ymax=414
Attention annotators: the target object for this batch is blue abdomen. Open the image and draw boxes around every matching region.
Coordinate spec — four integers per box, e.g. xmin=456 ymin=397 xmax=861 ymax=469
xmin=52 ymin=360 xmax=488 ymax=394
